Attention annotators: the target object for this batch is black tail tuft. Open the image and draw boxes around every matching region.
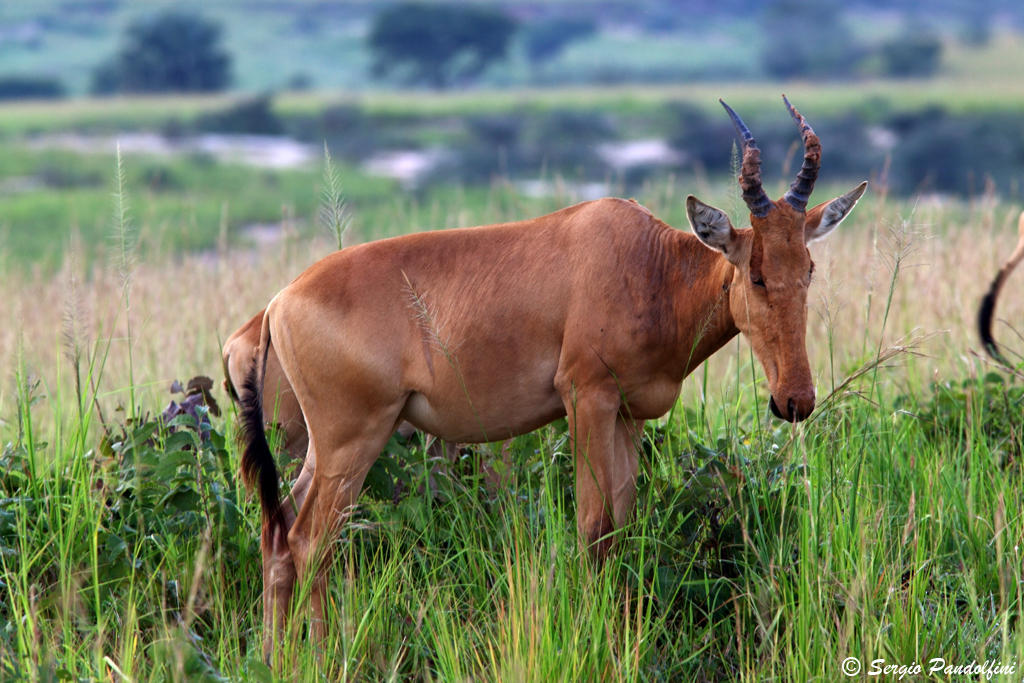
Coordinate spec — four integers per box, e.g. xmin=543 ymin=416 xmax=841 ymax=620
xmin=981 ymin=211 xmax=1024 ymax=368
xmin=240 ymin=358 xmax=284 ymax=531
xmin=978 ymin=279 xmax=1003 ymax=363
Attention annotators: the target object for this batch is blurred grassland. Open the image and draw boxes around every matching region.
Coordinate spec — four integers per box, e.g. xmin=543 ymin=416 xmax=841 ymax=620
xmin=1 ymin=29 xmax=1023 ymax=133
xmin=3 ymin=174 xmax=1021 ymax=441
xmin=0 ymin=146 xmax=398 ymax=270
xmin=3 ymin=69 xmax=1024 ymax=137
xmin=2 ymin=0 xmax=1021 ymax=93
xmin=4 ymin=48 xmax=1024 ymax=272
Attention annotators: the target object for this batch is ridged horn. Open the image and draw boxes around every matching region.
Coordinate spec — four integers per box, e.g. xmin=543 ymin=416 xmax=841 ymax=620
xmin=719 ymin=98 xmax=773 ymax=218
xmin=782 ymin=94 xmax=821 ymax=212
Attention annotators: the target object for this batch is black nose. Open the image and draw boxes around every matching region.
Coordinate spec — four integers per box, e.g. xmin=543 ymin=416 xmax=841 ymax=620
xmin=769 ymin=395 xmax=812 ymax=422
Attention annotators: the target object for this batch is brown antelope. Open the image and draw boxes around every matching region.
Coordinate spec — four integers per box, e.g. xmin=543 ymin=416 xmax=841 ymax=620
xmin=240 ymin=96 xmax=867 ymax=655
xmin=979 ymin=210 xmax=1024 ymax=364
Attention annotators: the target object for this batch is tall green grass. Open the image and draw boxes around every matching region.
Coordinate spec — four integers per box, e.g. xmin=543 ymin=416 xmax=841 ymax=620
xmin=5 ymin=321 xmax=1023 ymax=679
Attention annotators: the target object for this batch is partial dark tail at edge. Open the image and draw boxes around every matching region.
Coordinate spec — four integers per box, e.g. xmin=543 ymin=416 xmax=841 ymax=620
xmin=979 ymin=210 xmax=1024 ymax=366
xmin=239 ymin=314 xmax=284 ymax=531
xmin=978 ymin=276 xmax=1005 ymax=363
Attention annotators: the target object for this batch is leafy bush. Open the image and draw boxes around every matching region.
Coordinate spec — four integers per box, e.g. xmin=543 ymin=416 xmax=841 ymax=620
xmin=194 ymin=95 xmax=284 ymax=135
xmin=285 ymin=104 xmax=380 ymax=160
xmin=906 ymin=372 xmax=1024 ymax=463
xmin=93 ymin=378 xmax=245 ymax=582
xmin=35 ymin=162 xmax=105 ymax=189
xmin=139 ymin=163 xmax=184 ymax=192
xmin=531 ymin=109 xmax=617 ymax=171
xmin=634 ymin=422 xmax=805 ymax=629
xmin=0 ymin=377 xmax=258 ymax=658
xmin=452 ymin=112 xmax=527 ymax=181
xmin=665 ymin=102 xmax=734 ymax=171
xmin=445 ymin=108 xmax=616 ymax=183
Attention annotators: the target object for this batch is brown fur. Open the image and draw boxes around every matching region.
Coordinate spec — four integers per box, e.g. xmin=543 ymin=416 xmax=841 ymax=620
xmin=224 ymin=309 xmax=459 ymax=464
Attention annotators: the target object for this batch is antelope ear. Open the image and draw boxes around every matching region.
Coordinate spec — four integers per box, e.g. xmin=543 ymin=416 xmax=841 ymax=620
xmin=687 ymin=195 xmax=740 ymax=260
xmin=805 ymin=181 xmax=868 ymax=243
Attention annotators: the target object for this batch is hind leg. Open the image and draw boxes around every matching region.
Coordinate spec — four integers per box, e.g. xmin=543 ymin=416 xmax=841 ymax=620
xmin=287 ymin=402 xmax=404 ymax=642
xmin=261 ymin=443 xmax=316 ymax=659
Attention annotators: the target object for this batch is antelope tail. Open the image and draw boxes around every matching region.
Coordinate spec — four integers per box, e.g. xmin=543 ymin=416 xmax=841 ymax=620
xmin=979 ymin=211 xmax=1024 ymax=364
xmin=240 ymin=309 xmax=284 ymax=531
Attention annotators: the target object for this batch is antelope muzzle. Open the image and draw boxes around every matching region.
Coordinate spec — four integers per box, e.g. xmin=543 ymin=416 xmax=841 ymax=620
xmin=768 ymin=389 xmax=815 ymax=423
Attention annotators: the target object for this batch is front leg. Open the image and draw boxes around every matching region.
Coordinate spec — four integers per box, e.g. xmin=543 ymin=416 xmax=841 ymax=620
xmin=610 ymin=416 xmax=643 ymax=533
xmin=562 ymin=388 xmax=642 ymax=560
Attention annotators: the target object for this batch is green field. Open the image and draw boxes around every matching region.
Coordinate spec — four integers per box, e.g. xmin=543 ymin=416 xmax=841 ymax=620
xmin=4 ymin=62 xmax=1024 ymax=136
xmin=3 ymin=79 xmax=1024 ymax=679
xmin=0 ymin=145 xmax=400 ymax=270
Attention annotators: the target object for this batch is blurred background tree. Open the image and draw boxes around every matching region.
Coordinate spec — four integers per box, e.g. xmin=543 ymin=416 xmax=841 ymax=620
xmin=959 ymin=5 xmax=993 ymax=46
xmin=368 ymin=2 xmax=518 ymax=89
xmin=760 ymin=0 xmax=863 ymax=79
xmin=523 ymin=17 xmax=596 ymax=73
xmin=0 ymin=75 xmax=65 ymax=100
xmin=91 ymin=10 xmax=231 ymax=94
xmin=877 ymin=30 xmax=944 ymax=77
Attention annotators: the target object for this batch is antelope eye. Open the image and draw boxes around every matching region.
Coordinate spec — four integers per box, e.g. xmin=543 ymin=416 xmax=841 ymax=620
xmin=751 ymin=274 xmax=766 ymax=288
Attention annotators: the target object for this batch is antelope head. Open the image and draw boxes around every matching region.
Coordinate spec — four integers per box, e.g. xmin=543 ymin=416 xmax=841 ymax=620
xmin=686 ymin=96 xmax=867 ymax=422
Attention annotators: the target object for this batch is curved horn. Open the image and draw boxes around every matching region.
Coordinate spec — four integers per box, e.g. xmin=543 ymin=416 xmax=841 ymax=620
xmin=979 ymin=210 xmax=1024 ymax=364
xmin=719 ymin=99 xmax=773 ymax=218
xmin=782 ymin=94 xmax=821 ymax=212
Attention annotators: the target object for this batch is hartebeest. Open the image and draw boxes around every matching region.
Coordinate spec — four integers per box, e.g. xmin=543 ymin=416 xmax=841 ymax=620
xmin=240 ymin=96 xmax=867 ymax=654
xmin=979 ymin=210 xmax=1024 ymax=364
